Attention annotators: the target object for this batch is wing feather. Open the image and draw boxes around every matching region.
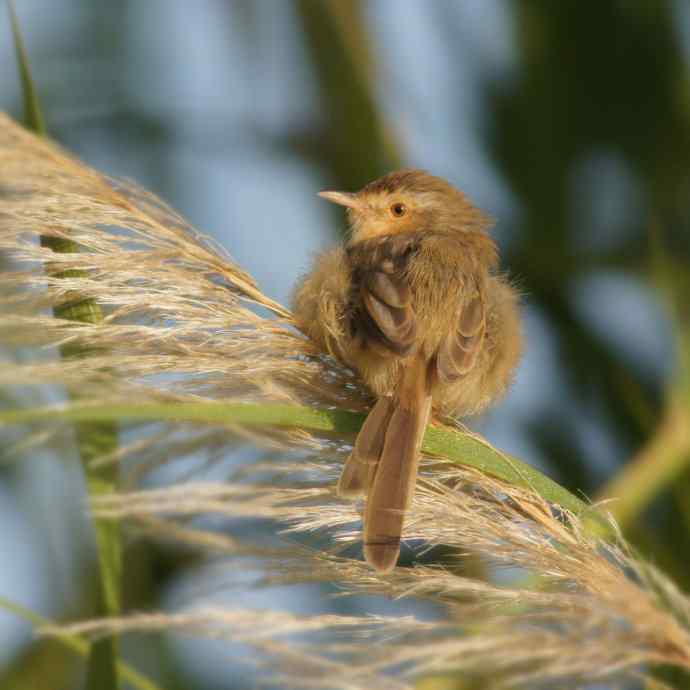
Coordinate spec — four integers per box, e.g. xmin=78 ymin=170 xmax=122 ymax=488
xmin=437 ymin=286 xmax=486 ymax=383
xmin=348 ymin=234 xmax=419 ymax=356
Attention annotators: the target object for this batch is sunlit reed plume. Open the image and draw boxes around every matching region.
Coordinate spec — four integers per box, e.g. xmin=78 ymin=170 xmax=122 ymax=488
xmin=2 ymin=113 xmax=689 ymax=689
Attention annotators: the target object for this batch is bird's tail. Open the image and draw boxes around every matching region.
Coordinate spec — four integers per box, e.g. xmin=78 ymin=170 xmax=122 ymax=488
xmin=337 ymin=395 xmax=395 ymax=497
xmin=338 ymin=357 xmax=432 ymax=573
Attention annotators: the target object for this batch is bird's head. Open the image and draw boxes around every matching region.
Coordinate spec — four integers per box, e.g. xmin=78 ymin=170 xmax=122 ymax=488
xmin=318 ymin=169 xmax=492 ymax=244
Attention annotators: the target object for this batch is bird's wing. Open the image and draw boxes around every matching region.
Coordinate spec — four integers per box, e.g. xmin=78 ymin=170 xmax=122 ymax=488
xmin=347 ymin=233 xmax=420 ymax=356
xmin=436 ymin=276 xmax=486 ymax=383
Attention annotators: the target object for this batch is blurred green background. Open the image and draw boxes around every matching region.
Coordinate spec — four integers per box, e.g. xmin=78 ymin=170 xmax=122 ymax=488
xmin=1 ymin=1 xmax=690 ymax=689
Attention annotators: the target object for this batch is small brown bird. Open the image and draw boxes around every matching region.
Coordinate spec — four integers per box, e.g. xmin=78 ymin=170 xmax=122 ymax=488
xmin=292 ymin=169 xmax=522 ymax=573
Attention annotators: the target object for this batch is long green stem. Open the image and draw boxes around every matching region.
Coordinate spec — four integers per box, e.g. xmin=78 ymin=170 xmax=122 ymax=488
xmin=8 ymin=5 xmax=121 ymax=687
xmin=0 ymin=401 xmax=593 ymax=517
xmin=0 ymin=596 xmax=163 ymax=690
xmin=599 ymin=392 xmax=690 ymax=528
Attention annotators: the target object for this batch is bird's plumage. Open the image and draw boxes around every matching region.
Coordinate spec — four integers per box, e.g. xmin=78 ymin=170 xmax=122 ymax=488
xmin=292 ymin=169 xmax=523 ymax=572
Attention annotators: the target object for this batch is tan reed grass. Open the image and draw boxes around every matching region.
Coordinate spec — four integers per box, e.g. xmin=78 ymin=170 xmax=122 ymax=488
xmin=2 ymin=113 xmax=689 ymax=689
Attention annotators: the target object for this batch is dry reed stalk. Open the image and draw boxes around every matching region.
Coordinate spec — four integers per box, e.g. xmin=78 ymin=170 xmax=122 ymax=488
xmin=2 ymin=113 xmax=690 ymax=689
xmin=40 ymin=463 xmax=690 ymax=688
xmin=0 ymin=112 xmax=367 ymax=413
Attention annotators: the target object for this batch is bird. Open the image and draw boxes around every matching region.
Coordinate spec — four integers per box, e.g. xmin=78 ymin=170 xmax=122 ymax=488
xmin=292 ymin=169 xmax=523 ymax=573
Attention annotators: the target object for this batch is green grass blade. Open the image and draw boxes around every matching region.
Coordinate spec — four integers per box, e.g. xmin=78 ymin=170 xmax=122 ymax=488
xmin=0 ymin=597 xmax=164 ymax=690
xmin=0 ymin=401 xmax=593 ymax=517
xmin=6 ymin=1 xmax=46 ymax=135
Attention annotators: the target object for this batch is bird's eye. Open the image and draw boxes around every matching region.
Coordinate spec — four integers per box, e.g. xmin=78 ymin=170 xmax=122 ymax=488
xmin=390 ymin=202 xmax=407 ymax=218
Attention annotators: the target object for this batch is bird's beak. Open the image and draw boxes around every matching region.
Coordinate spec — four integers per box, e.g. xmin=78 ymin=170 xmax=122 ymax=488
xmin=318 ymin=190 xmax=360 ymax=209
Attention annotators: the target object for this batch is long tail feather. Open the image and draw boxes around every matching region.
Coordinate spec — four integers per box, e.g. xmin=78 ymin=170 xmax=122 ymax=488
xmin=337 ymin=396 xmax=394 ymax=497
xmin=363 ymin=357 xmax=432 ymax=573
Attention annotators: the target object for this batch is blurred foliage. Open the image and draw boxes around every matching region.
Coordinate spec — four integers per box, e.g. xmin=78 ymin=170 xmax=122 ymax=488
xmin=296 ymin=0 xmax=400 ymax=183
xmin=2 ymin=1 xmax=690 ymax=689
xmin=484 ymin=0 xmax=690 ymax=587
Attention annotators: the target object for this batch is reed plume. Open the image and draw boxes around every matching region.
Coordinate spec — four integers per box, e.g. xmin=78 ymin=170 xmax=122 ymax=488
xmin=2 ymin=113 xmax=690 ymax=689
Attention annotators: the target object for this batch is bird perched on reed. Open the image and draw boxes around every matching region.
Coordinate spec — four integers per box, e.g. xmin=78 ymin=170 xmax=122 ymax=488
xmin=292 ymin=169 xmax=522 ymax=573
